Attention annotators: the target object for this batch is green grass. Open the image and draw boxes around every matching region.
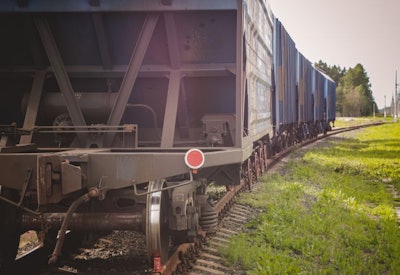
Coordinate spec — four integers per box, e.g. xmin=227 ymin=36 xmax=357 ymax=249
xmin=334 ymin=116 xmax=386 ymax=127
xmin=220 ymin=122 xmax=400 ymax=274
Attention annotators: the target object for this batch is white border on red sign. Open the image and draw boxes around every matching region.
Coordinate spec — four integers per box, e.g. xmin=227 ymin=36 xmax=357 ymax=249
xmin=184 ymin=148 xmax=205 ymax=169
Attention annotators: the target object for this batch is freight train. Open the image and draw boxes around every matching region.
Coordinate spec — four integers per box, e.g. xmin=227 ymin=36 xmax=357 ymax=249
xmin=0 ymin=0 xmax=335 ymax=270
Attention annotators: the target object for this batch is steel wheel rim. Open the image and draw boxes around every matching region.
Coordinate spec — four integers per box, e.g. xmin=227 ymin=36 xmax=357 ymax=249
xmin=146 ymin=179 xmax=169 ymax=264
xmin=247 ymin=159 xmax=253 ymax=190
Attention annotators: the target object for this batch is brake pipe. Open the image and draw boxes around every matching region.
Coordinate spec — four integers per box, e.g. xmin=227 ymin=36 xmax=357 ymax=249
xmin=48 ymin=188 xmax=103 ymax=265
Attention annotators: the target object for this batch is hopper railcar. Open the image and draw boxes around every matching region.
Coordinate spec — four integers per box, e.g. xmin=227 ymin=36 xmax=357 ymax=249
xmin=0 ymin=0 xmax=335 ymax=270
xmin=271 ymin=18 xmax=336 ymax=153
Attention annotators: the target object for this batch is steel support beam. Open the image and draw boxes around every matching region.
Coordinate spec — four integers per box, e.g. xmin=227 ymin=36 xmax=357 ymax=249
xmin=164 ymin=12 xmax=189 ymax=138
xmin=0 ymin=63 xmax=236 ymax=78
xmin=92 ymin=13 xmax=115 ymax=96
xmin=22 ymin=16 xmax=47 ymax=68
xmin=20 ymin=71 xmax=46 ymax=144
xmin=92 ymin=13 xmax=112 ymax=69
xmin=34 ymin=17 xmax=86 ymax=144
xmin=163 ymin=12 xmax=180 ymax=69
xmin=160 ymin=71 xmax=181 ymax=148
xmin=104 ymin=13 xmax=159 ymax=147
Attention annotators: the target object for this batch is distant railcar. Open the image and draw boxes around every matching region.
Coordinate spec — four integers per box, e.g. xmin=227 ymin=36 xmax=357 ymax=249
xmin=272 ymin=18 xmax=298 ymax=149
xmin=297 ymin=52 xmax=315 ymax=138
xmin=325 ymin=75 xmax=337 ymax=126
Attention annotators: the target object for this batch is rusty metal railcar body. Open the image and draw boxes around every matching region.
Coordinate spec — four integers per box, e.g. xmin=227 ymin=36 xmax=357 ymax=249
xmin=297 ymin=52 xmax=314 ymax=124
xmin=272 ymin=19 xmax=297 ymax=133
xmin=313 ymin=66 xmax=330 ymax=131
xmin=271 ymin=18 xmax=336 ymax=149
xmin=325 ymin=74 xmax=336 ymax=125
xmin=243 ymin=0 xmax=274 ymax=141
xmin=0 ymin=0 xmax=335 ymax=271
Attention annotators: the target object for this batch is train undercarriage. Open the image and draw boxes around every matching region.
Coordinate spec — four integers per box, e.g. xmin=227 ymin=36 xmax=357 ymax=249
xmin=0 ymin=141 xmax=270 ymax=270
xmin=0 ymin=117 xmax=328 ymax=271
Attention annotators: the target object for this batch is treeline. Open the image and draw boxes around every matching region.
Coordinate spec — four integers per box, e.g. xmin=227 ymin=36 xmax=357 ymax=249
xmin=315 ymin=61 xmax=378 ymax=117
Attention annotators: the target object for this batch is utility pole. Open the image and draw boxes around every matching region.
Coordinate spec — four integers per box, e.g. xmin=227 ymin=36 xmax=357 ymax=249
xmin=392 ymin=96 xmax=395 ymax=116
xmin=373 ymin=103 xmax=375 ymax=117
xmin=384 ymin=95 xmax=386 ymax=119
xmin=395 ymin=71 xmax=399 ymax=121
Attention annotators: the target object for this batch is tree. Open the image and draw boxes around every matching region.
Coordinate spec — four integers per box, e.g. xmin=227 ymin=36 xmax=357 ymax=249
xmin=315 ymin=60 xmax=346 ymax=84
xmin=335 ymin=84 xmax=345 ymax=115
xmin=316 ymin=61 xmax=376 ymax=117
xmin=340 ymin=64 xmax=375 ymax=116
xmin=342 ymin=85 xmax=366 ymax=116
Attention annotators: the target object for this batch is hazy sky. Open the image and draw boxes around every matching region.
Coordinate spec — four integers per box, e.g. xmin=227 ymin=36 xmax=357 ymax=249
xmin=268 ymin=0 xmax=400 ymax=109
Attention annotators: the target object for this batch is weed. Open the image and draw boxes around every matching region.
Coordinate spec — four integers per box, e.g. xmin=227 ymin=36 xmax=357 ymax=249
xmin=220 ymin=122 xmax=400 ymax=274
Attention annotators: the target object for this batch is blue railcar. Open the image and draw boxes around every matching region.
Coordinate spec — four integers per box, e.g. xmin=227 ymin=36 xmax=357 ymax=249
xmin=313 ymin=66 xmax=326 ymax=130
xmin=297 ymin=54 xmax=314 ymax=123
xmin=314 ymin=67 xmax=336 ymax=132
xmin=326 ymin=77 xmax=337 ymax=125
xmin=297 ymin=52 xmax=314 ymax=137
xmin=272 ymin=18 xmax=298 ymax=149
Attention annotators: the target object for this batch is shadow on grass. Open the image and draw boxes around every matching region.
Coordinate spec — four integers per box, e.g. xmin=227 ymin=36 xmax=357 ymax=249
xmin=324 ymin=137 xmax=400 ymax=160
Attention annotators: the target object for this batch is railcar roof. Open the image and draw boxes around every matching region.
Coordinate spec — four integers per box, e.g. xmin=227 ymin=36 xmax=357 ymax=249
xmin=0 ymin=0 xmax=238 ymax=12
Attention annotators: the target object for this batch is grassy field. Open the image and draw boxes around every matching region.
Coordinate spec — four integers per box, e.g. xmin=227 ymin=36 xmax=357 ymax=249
xmin=221 ymin=122 xmax=400 ymax=274
xmin=334 ymin=116 xmax=389 ymax=127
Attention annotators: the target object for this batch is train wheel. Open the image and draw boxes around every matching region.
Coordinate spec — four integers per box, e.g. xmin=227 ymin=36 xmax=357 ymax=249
xmin=281 ymin=134 xmax=287 ymax=149
xmin=253 ymin=152 xmax=260 ymax=181
xmin=0 ymin=188 xmax=21 ymax=271
xmin=259 ymin=147 xmax=265 ymax=174
xmin=263 ymin=144 xmax=268 ymax=168
xmin=246 ymin=159 xmax=253 ymax=190
xmin=146 ymin=179 xmax=170 ymax=270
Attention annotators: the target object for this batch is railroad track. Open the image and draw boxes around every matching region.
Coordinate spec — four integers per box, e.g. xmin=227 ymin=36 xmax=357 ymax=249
xmin=10 ymin=123 xmax=384 ymax=275
xmin=188 ymin=203 xmax=256 ymax=275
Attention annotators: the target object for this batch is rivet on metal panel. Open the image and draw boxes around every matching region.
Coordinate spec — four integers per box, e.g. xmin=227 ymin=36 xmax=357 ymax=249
xmin=161 ymin=0 xmax=172 ymax=5
xmin=17 ymin=0 xmax=28 ymax=8
xmin=89 ymin=0 xmax=100 ymax=7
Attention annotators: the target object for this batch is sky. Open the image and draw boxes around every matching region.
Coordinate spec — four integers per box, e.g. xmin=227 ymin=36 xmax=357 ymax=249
xmin=268 ymin=0 xmax=400 ymax=109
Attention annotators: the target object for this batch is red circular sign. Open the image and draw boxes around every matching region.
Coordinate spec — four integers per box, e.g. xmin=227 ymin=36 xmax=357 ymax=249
xmin=184 ymin=149 xmax=205 ymax=169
